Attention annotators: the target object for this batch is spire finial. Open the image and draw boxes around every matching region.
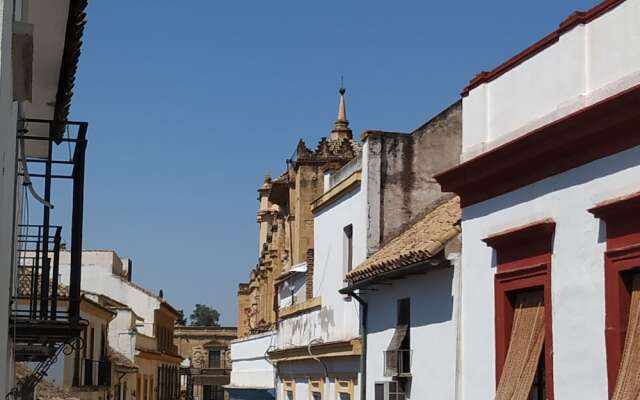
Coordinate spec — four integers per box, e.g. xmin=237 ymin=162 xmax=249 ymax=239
xmin=337 ymin=76 xmax=347 ymax=122
xmin=331 ymin=76 xmax=352 ymax=141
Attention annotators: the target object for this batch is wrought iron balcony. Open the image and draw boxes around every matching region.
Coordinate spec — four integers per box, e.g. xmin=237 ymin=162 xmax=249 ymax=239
xmin=11 ymin=119 xmax=88 ymax=363
xmin=384 ymin=349 xmax=412 ymax=378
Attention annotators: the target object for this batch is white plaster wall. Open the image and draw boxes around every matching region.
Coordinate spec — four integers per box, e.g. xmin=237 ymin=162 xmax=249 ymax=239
xmin=276 ymin=183 xmax=365 ymax=349
xmin=462 ymin=0 xmax=640 ymax=159
xmin=459 ymin=146 xmax=640 ymax=399
xmin=229 ymin=331 xmax=276 ymax=390
xmin=59 ymin=251 xmax=161 ymax=336
xmin=364 ymin=267 xmax=458 ymax=400
xmin=109 ymin=309 xmax=137 ymax=360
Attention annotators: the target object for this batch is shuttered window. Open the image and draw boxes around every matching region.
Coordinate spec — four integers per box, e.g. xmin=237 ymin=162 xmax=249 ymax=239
xmin=495 ymin=291 xmax=545 ymax=400
xmin=611 ymin=274 xmax=640 ymax=399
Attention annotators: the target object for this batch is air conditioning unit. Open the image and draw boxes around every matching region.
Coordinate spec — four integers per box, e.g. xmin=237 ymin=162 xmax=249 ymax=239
xmin=374 ymin=381 xmax=406 ymax=400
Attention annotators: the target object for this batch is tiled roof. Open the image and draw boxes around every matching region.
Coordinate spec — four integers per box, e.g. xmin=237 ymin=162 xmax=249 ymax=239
xmin=345 ymin=197 xmax=461 ymax=285
xmin=109 ymin=348 xmax=137 ymax=370
xmin=16 ymin=269 xmax=69 ymax=298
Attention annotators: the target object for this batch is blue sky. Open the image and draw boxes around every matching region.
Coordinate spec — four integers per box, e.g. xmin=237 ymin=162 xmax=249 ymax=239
xmin=69 ymin=0 xmax=599 ymax=325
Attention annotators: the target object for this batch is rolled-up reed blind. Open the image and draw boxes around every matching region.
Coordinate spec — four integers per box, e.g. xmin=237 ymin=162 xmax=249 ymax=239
xmin=496 ymin=291 xmax=545 ymax=400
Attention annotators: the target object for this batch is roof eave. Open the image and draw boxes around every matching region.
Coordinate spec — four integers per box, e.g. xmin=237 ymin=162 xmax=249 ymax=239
xmin=340 ymin=254 xmax=451 ymax=294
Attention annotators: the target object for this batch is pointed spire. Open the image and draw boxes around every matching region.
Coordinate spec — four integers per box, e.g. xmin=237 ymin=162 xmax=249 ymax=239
xmin=331 ymin=79 xmax=352 ymax=141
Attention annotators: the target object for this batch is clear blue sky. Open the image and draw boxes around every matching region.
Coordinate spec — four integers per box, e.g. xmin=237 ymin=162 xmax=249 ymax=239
xmin=69 ymin=0 xmax=599 ymax=326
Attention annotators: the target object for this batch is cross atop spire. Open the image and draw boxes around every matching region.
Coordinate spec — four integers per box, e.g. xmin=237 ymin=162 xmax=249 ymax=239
xmin=331 ymin=79 xmax=352 ymax=141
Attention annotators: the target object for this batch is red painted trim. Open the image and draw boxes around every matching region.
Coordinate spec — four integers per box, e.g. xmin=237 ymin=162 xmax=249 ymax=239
xmin=489 ymin=223 xmax=554 ymax=399
xmin=588 ymin=191 xmax=640 ymax=220
xmin=591 ymin=195 xmax=640 ymax=397
xmin=435 ymin=82 xmax=640 ymax=207
xmin=483 ymin=219 xmax=555 ymax=250
xmin=461 ymin=0 xmax=625 ymax=97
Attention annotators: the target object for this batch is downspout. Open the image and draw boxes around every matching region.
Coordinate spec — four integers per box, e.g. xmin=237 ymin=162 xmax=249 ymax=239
xmin=349 ymin=291 xmax=367 ymax=400
xmin=452 ymin=252 xmax=463 ymax=400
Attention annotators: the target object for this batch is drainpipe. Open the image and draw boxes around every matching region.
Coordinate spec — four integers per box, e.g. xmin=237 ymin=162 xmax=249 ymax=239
xmin=349 ymin=291 xmax=367 ymax=400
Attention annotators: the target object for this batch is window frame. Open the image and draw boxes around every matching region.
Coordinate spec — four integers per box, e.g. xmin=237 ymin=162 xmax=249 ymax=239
xmin=343 ymin=224 xmax=354 ymax=275
xmin=208 ymin=349 xmax=221 ymax=368
xmin=589 ymin=192 xmax=640 ymax=398
xmin=484 ymin=220 xmax=555 ymax=400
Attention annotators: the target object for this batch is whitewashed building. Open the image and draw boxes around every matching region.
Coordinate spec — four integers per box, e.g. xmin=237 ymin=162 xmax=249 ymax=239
xmin=436 ymin=0 xmax=640 ymax=398
xmin=226 ymin=332 xmax=277 ymax=400
xmin=59 ymin=250 xmax=183 ymax=400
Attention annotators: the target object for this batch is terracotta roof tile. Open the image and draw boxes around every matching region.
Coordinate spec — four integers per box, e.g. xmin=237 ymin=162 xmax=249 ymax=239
xmin=345 ymin=197 xmax=460 ymax=285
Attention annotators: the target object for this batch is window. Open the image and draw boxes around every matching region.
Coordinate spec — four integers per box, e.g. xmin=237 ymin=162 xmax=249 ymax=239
xmin=385 ymin=299 xmax=411 ymax=376
xmin=90 ymin=327 xmax=95 ymax=360
xmin=335 ymin=379 xmax=353 ymax=400
xmin=142 ymin=377 xmax=147 ymax=400
xmin=589 ymin=195 xmax=640 ymax=398
xmin=374 ymin=381 xmax=406 ymax=400
xmin=283 ymin=379 xmax=295 ymax=400
xmin=309 ymin=378 xmax=323 ymax=400
xmin=208 ymin=350 xmax=221 ymax=368
xmin=344 ymin=225 xmax=353 ymax=274
xmin=485 ymin=220 xmax=554 ymax=400
xmin=203 ymin=385 xmax=224 ymax=400
xmin=100 ymin=325 xmax=107 ymax=359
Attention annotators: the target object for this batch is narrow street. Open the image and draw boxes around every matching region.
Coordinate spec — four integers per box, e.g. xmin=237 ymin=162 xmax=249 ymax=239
xmin=1 ymin=1 xmax=639 ymax=400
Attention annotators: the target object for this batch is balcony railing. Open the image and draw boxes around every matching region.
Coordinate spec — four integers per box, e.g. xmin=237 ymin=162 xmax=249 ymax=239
xmin=11 ymin=119 xmax=88 ymax=363
xmin=384 ymin=349 xmax=412 ymax=377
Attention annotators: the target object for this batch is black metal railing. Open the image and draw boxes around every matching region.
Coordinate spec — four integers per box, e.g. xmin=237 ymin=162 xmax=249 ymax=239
xmin=384 ymin=349 xmax=412 ymax=377
xmin=14 ymin=224 xmax=67 ymax=321
xmin=10 ymin=119 xmax=88 ymax=360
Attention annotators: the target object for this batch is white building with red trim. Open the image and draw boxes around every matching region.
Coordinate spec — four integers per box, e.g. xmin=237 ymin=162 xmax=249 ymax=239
xmin=436 ymin=0 xmax=640 ymax=398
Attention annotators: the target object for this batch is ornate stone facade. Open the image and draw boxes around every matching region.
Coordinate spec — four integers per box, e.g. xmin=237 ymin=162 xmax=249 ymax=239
xmin=236 ymin=88 xmax=359 ymax=337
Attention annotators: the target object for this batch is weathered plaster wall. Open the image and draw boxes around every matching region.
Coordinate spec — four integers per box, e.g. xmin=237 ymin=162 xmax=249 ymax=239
xmin=460 ymin=146 xmax=640 ymax=399
xmin=365 ymin=101 xmax=461 ymax=253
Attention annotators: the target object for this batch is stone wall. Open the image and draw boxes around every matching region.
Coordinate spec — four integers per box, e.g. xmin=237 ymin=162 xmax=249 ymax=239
xmin=365 ymin=100 xmax=461 ymax=253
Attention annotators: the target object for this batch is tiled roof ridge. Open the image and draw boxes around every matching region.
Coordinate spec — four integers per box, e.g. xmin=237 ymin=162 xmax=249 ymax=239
xmin=346 ymin=197 xmax=461 ymax=284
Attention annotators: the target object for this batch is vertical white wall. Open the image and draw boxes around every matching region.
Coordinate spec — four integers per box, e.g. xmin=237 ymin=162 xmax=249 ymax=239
xmin=228 ymin=332 xmax=276 ymax=390
xmin=459 ymin=146 xmax=640 ymax=399
xmin=312 ymin=185 xmax=365 ymax=344
xmin=462 ymin=0 xmax=640 ymax=160
xmin=364 ymin=267 xmax=459 ymax=400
